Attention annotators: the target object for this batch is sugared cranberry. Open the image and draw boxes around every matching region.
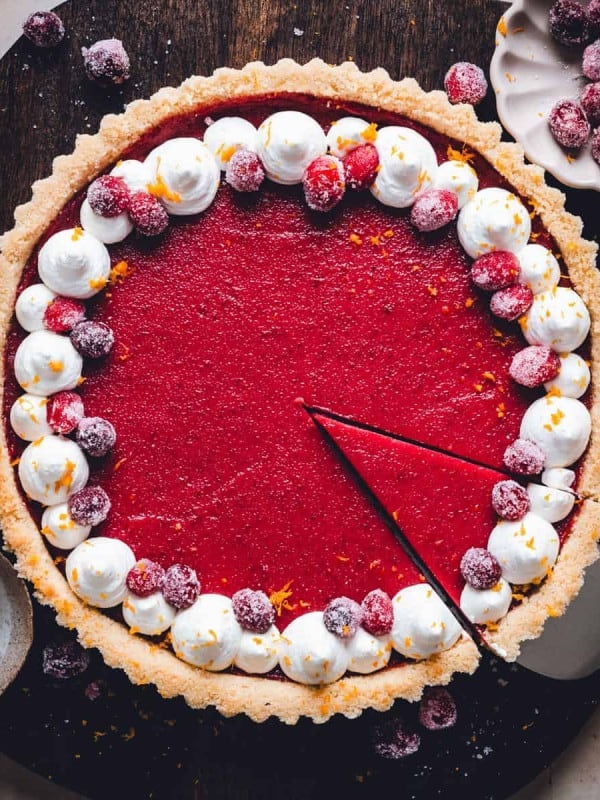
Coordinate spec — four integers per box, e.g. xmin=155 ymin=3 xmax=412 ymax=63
xmin=70 ymin=320 xmax=114 ymax=358
xmin=361 ymin=589 xmax=394 ymax=636
xmin=588 ymin=0 xmax=600 ymax=32
xmin=491 ymin=480 xmax=531 ymax=521
xmin=302 ymin=155 xmax=345 ymax=212
xmin=370 ymin=718 xmax=421 ymax=759
xmin=82 ymin=38 xmax=130 ymax=86
xmin=583 ymin=40 xmax=600 ymax=81
xmin=581 ymin=83 xmax=600 ymax=126
xmin=509 ymin=345 xmax=561 ymax=388
xmin=489 ymin=284 xmax=533 ymax=321
xmin=444 ymin=62 xmax=488 ymax=105
xmin=75 ymin=416 xmax=116 ymax=457
xmin=460 ymin=547 xmax=502 ymax=590
xmin=43 ymin=296 xmax=86 ymax=332
xmin=162 ymin=564 xmax=200 ymax=609
xmin=548 ymin=100 xmax=590 ymax=148
xmin=128 ymin=191 xmax=169 ymax=237
xmin=225 ymin=150 xmax=265 ymax=192
xmin=418 ymin=687 xmax=457 ymax=731
xmin=68 ymin=486 xmax=111 ymax=527
xmin=549 ymin=0 xmax=590 ymax=46
xmin=232 ymin=588 xmax=275 ymax=633
xmin=343 ymin=144 xmax=379 ymax=190
xmin=23 ymin=11 xmax=65 ymax=48
xmin=323 ymin=596 xmax=363 ymax=638
xmin=503 ymin=438 xmax=546 ymax=475
xmin=410 ymin=188 xmax=458 ymax=232
xmin=87 ymin=175 xmax=130 ymax=218
xmin=47 ymin=391 xmax=84 ymax=434
xmin=592 ymin=127 xmax=600 ymax=164
xmin=126 ymin=559 xmax=166 ymax=597
xmin=42 ymin=640 xmax=90 ymax=679
xmin=470 ymin=251 xmax=520 ymax=292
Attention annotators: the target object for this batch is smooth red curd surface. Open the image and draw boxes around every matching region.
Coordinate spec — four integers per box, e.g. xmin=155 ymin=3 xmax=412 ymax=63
xmin=5 ymin=96 xmax=559 ymax=627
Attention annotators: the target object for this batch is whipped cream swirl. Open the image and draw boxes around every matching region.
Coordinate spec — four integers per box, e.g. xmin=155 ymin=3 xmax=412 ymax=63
xmin=390 ymin=584 xmax=462 ymax=659
xmin=170 ymin=594 xmax=242 ymax=670
xmin=516 ymin=244 xmax=560 ymax=295
xmin=520 ymin=395 xmax=591 ymax=468
xmin=234 ymin=626 xmax=281 ymax=674
xmin=371 ymin=126 xmax=438 ymax=208
xmin=38 ymin=228 xmax=111 ymax=299
xmin=145 ymin=138 xmax=220 ymax=215
xmin=257 ymin=111 xmax=327 ymax=185
xmin=541 ymin=467 xmax=576 ymax=491
xmin=433 ymin=160 xmax=479 ymax=208
xmin=521 ymin=287 xmax=590 ymax=353
xmin=19 ymin=435 xmax=89 ymax=504
xmin=345 ymin=628 xmax=391 ymax=674
xmin=122 ymin=591 xmax=176 ymax=635
xmin=326 ymin=116 xmax=375 ymax=157
xmin=14 ymin=330 xmax=83 ymax=396
xmin=457 ymin=188 xmax=531 ymax=258
xmin=204 ymin=117 xmax=259 ymax=170
xmin=527 ymin=483 xmax=575 ymax=523
xmin=460 ymin=578 xmax=512 ymax=625
xmin=278 ymin=611 xmax=348 ymax=684
xmin=10 ymin=394 xmax=51 ymax=440
xmin=66 ymin=537 xmax=136 ymax=608
xmin=41 ymin=502 xmax=91 ymax=550
xmin=487 ymin=512 xmax=559 ymax=584
xmin=15 ymin=284 xmax=56 ymax=332
xmin=80 ymin=199 xmax=133 ymax=245
xmin=545 ymin=353 xmax=590 ymax=399
xmin=110 ymin=159 xmax=153 ymax=193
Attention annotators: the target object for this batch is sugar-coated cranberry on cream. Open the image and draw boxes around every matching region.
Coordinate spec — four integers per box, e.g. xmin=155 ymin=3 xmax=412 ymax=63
xmin=509 ymin=346 xmax=561 ymax=388
xmin=548 ymin=100 xmax=590 ymax=148
xmin=128 ymin=191 xmax=169 ymax=236
xmin=82 ymin=38 xmax=130 ymax=86
xmin=361 ymin=589 xmax=394 ymax=636
xmin=470 ymin=251 xmax=520 ymax=291
xmin=161 ymin=564 xmax=200 ymax=609
xmin=68 ymin=486 xmax=111 ymax=527
xmin=322 ymin=596 xmax=363 ymax=638
xmin=231 ymin=588 xmax=275 ymax=633
xmin=87 ymin=176 xmax=131 ymax=218
xmin=47 ymin=391 xmax=85 ymax=434
xmin=489 ymin=284 xmax=533 ymax=321
xmin=460 ymin=547 xmax=502 ymax=590
xmin=343 ymin=144 xmax=379 ymax=190
xmin=503 ymin=438 xmax=546 ymax=475
xmin=126 ymin=559 xmax=166 ymax=597
xmin=43 ymin=297 xmax=86 ymax=333
xmin=549 ymin=0 xmax=590 ymax=46
xmin=302 ymin=155 xmax=345 ymax=212
xmin=491 ymin=480 xmax=530 ymax=521
xmin=225 ymin=150 xmax=265 ymax=192
xmin=410 ymin=188 xmax=458 ymax=232
xmin=444 ymin=62 xmax=488 ymax=105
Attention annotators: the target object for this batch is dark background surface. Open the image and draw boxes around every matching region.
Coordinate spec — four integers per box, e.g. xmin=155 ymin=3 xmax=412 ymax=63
xmin=0 ymin=1 xmax=599 ymax=799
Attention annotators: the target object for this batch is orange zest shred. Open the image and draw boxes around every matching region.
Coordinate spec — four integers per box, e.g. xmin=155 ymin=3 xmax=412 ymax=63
xmin=446 ymin=144 xmax=475 ymax=164
xmin=349 ymin=232 xmax=363 ymax=246
xmin=110 ymin=260 xmax=134 ymax=284
xmin=147 ymin=174 xmax=182 ymax=203
xmin=269 ymin=580 xmax=296 ymax=616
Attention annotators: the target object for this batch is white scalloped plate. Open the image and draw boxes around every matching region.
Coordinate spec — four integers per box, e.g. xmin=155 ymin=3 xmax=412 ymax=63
xmin=490 ymin=0 xmax=600 ymax=191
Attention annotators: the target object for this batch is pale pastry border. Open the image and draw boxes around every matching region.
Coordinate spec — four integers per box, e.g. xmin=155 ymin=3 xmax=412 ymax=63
xmin=0 ymin=59 xmax=598 ymax=723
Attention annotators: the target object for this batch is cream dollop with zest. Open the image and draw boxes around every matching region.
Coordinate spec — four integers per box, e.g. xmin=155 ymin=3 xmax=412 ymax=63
xmin=66 ymin=537 xmax=135 ymax=608
xmin=457 ymin=188 xmax=531 ymax=258
xmin=371 ymin=126 xmax=438 ymax=208
xmin=19 ymin=435 xmax=88 ymax=505
xmin=38 ymin=228 xmax=111 ymax=299
xmin=257 ymin=111 xmax=327 ymax=185
xmin=145 ymin=138 xmax=220 ymax=215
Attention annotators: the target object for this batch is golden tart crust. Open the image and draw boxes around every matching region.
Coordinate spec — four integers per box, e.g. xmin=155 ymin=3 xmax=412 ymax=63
xmin=1 ymin=59 xmax=599 ymax=723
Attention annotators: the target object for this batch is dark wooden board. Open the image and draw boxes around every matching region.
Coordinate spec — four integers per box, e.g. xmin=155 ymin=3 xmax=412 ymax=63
xmin=0 ymin=1 xmax=599 ymax=799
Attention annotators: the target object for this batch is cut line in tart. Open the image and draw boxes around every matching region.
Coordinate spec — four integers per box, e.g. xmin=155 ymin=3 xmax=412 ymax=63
xmin=0 ymin=59 xmax=599 ymax=724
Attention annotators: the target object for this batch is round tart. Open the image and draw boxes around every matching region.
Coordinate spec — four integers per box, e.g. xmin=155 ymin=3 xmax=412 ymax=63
xmin=1 ymin=60 xmax=599 ymax=724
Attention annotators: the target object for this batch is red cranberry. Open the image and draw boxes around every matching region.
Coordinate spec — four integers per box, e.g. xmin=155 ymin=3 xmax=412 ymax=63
xmin=82 ymin=39 xmax=130 ymax=86
xmin=589 ymin=0 xmax=600 ymax=32
xmin=592 ymin=128 xmax=600 ymax=164
xmin=444 ymin=62 xmax=488 ymax=105
xmin=418 ymin=687 xmax=457 ymax=731
xmin=509 ymin=346 xmax=561 ymax=388
xmin=410 ymin=188 xmax=458 ymax=232
xmin=162 ymin=564 xmax=200 ymax=609
xmin=489 ymin=284 xmax=533 ymax=321
xmin=87 ymin=176 xmax=130 ymax=218
xmin=231 ymin=588 xmax=275 ymax=633
xmin=323 ymin=596 xmax=363 ymax=638
xmin=491 ymin=480 xmax=531 ymax=521
xmin=343 ymin=144 xmax=380 ymax=190
xmin=460 ymin=547 xmax=502 ymax=590
xmin=470 ymin=251 xmax=520 ymax=291
xmin=549 ymin=0 xmax=590 ymax=46
xmin=47 ymin=391 xmax=84 ymax=434
xmin=126 ymin=559 xmax=166 ymax=597
xmin=43 ymin=296 xmax=86 ymax=333
xmin=225 ymin=150 xmax=265 ymax=192
xmin=23 ymin=11 xmax=65 ymax=48
xmin=68 ymin=486 xmax=111 ymax=527
xmin=70 ymin=320 xmax=114 ymax=358
xmin=42 ymin=640 xmax=90 ymax=679
xmin=503 ymin=438 xmax=546 ymax=475
xmin=361 ymin=589 xmax=394 ymax=636
xmin=302 ymin=155 xmax=345 ymax=212
xmin=129 ymin=191 xmax=169 ymax=236
xmin=76 ymin=417 xmax=116 ymax=457
xmin=581 ymin=83 xmax=600 ymax=126
xmin=583 ymin=40 xmax=600 ymax=81
xmin=371 ymin=718 xmax=421 ymax=759
xmin=548 ymin=100 xmax=590 ymax=148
